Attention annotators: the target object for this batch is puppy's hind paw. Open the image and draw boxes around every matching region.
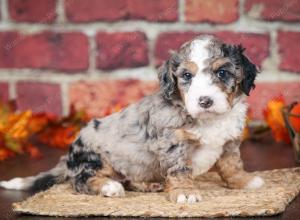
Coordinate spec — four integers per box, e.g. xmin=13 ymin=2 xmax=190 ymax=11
xmin=245 ymin=176 xmax=264 ymax=189
xmin=101 ymin=181 xmax=125 ymax=197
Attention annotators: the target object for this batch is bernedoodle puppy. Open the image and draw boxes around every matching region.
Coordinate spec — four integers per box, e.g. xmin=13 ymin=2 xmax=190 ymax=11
xmin=0 ymin=35 xmax=264 ymax=204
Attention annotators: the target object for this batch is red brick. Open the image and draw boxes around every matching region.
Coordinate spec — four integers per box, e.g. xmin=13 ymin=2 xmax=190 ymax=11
xmin=65 ymin=0 xmax=126 ymax=22
xmin=69 ymin=80 xmax=158 ymax=117
xmin=278 ymin=31 xmax=300 ymax=73
xmin=185 ymin=0 xmax=239 ymax=24
xmin=16 ymin=82 xmax=62 ymax=115
xmin=247 ymin=82 xmax=300 ymax=119
xmin=65 ymin=0 xmax=178 ymax=22
xmin=154 ymin=32 xmax=198 ymax=66
xmin=127 ymin=0 xmax=178 ymax=22
xmin=9 ymin=0 xmax=56 ymax=23
xmin=0 ymin=82 xmax=9 ymax=102
xmin=154 ymin=32 xmax=270 ymax=67
xmin=0 ymin=32 xmax=20 ymax=67
xmin=0 ymin=32 xmax=89 ymax=72
xmin=96 ymin=32 xmax=149 ymax=70
xmin=214 ymin=31 xmax=270 ymax=67
xmin=245 ymin=0 xmax=300 ymax=22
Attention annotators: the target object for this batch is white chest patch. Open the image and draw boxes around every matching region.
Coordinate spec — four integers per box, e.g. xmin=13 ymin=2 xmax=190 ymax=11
xmin=188 ymin=101 xmax=248 ymax=176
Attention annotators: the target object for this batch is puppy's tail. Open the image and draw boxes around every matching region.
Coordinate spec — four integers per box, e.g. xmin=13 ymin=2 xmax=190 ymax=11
xmin=0 ymin=155 xmax=68 ymax=192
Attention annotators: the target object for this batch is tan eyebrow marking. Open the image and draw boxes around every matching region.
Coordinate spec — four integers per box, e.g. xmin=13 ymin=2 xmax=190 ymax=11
xmin=183 ymin=61 xmax=198 ymax=76
xmin=212 ymin=58 xmax=231 ymax=71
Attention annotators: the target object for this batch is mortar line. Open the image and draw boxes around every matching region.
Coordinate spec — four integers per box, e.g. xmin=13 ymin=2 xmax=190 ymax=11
xmin=178 ymin=0 xmax=185 ymax=23
xmin=9 ymin=81 xmax=16 ymax=100
xmin=0 ymin=68 xmax=299 ymax=83
xmin=1 ymin=0 xmax=9 ymax=22
xmin=60 ymin=82 xmax=69 ymax=116
xmin=87 ymin=35 xmax=97 ymax=76
xmin=0 ymin=19 xmax=299 ymax=35
xmin=56 ymin=0 xmax=66 ymax=24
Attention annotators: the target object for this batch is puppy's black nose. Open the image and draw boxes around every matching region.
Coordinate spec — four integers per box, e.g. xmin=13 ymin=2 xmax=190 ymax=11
xmin=198 ymin=96 xmax=213 ymax=109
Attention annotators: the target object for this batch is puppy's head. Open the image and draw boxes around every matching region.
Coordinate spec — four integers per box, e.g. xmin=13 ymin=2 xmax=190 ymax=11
xmin=158 ymin=35 xmax=258 ymax=119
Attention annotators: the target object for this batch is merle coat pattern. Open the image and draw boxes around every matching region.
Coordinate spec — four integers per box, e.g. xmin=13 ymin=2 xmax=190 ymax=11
xmin=0 ymin=35 xmax=264 ymax=203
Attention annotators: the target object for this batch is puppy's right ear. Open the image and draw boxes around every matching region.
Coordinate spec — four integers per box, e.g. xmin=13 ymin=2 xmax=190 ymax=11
xmin=158 ymin=53 xmax=181 ymax=100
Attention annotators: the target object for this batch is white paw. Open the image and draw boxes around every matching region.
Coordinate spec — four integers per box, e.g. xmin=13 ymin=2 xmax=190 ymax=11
xmin=176 ymin=194 xmax=187 ymax=203
xmin=187 ymin=194 xmax=199 ymax=204
xmin=0 ymin=177 xmax=25 ymax=190
xmin=176 ymin=194 xmax=202 ymax=204
xmin=245 ymin=176 xmax=265 ymax=189
xmin=101 ymin=181 xmax=125 ymax=197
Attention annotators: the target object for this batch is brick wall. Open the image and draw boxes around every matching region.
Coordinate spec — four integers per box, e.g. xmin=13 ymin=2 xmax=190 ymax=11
xmin=0 ymin=0 xmax=300 ymax=119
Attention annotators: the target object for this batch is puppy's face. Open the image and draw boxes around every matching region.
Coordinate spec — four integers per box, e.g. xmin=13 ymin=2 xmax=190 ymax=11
xmin=158 ymin=35 xmax=258 ymax=118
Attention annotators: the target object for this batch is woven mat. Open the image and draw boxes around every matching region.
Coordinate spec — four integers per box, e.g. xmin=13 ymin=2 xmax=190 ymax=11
xmin=13 ymin=168 xmax=300 ymax=218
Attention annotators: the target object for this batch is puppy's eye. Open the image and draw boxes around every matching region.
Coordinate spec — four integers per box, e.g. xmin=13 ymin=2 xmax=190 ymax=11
xmin=182 ymin=71 xmax=193 ymax=81
xmin=217 ymin=70 xmax=229 ymax=80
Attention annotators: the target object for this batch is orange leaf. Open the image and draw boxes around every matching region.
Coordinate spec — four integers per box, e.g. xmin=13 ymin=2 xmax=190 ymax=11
xmin=289 ymin=102 xmax=300 ymax=133
xmin=25 ymin=144 xmax=42 ymax=159
xmin=0 ymin=101 xmax=90 ymax=160
xmin=263 ymin=96 xmax=290 ymax=144
xmin=37 ymin=125 xmax=79 ymax=149
xmin=0 ymin=148 xmax=15 ymax=161
xmin=28 ymin=113 xmax=54 ymax=133
xmin=4 ymin=111 xmax=32 ymax=140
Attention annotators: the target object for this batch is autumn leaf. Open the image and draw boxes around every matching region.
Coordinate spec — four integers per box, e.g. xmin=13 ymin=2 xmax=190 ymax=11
xmin=0 ymin=135 xmax=15 ymax=160
xmin=37 ymin=125 xmax=80 ymax=149
xmin=4 ymin=135 xmax=24 ymax=153
xmin=0 ymin=148 xmax=15 ymax=161
xmin=6 ymin=111 xmax=32 ymax=139
xmin=28 ymin=113 xmax=56 ymax=133
xmin=0 ymin=107 xmax=33 ymax=154
xmin=289 ymin=102 xmax=300 ymax=133
xmin=263 ymin=96 xmax=290 ymax=144
xmin=25 ymin=143 xmax=42 ymax=159
xmin=0 ymin=101 xmax=89 ymax=160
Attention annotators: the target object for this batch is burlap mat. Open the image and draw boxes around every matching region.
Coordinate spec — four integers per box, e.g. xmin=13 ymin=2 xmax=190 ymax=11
xmin=13 ymin=168 xmax=300 ymax=218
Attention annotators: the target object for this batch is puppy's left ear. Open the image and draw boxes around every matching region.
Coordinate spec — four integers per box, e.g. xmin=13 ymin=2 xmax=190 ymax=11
xmin=238 ymin=47 xmax=259 ymax=96
xmin=158 ymin=52 xmax=181 ymax=100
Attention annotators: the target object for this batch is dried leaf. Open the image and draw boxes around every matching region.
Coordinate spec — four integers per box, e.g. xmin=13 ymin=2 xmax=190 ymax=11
xmin=25 ymin=143 xmax=42 ymax=159
xmin=7 ymin=111 xmax=32 ymax=139
xmin=37 ymin=125 xmax=79 ymax=149
xmin=28 ymin=113 xmax=55 ymax=133
xmin=0 ymin=148 xmax=15 ymax=161
xmin=4 ymin=135 xmax=24 ymax=153
xmin=263 ymin=96 xmax=290 ymax=144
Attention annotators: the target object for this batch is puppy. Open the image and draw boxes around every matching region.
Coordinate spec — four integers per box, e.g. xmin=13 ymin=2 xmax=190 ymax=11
xmin=0 ymin=35 xmax=264 ymax=203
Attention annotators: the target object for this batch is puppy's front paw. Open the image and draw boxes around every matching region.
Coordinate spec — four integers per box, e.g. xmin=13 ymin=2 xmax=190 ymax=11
xmin=101 ymin=181 xmax=125 ymax=197
xmin=245 ymin=176 xmax=264 ymax=189
xmin=168 ymin=189 xmax=202 ymax=204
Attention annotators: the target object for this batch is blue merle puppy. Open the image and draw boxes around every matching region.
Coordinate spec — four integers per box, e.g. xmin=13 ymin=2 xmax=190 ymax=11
xmin=0 ymin=35 xmax=264 ymax=203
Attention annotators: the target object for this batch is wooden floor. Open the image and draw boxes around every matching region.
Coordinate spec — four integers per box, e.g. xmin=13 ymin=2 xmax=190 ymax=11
xmin=0 ymin=134 xmax=299 ymax=220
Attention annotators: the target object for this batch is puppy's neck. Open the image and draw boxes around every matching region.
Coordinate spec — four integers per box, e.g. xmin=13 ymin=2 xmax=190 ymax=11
xmin=176 ymin=97 xmax=248 ymax=144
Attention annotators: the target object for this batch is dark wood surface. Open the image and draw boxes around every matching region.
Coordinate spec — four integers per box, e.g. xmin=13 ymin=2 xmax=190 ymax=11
xmin=0 ymin=134 xmax=299 ymax=220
